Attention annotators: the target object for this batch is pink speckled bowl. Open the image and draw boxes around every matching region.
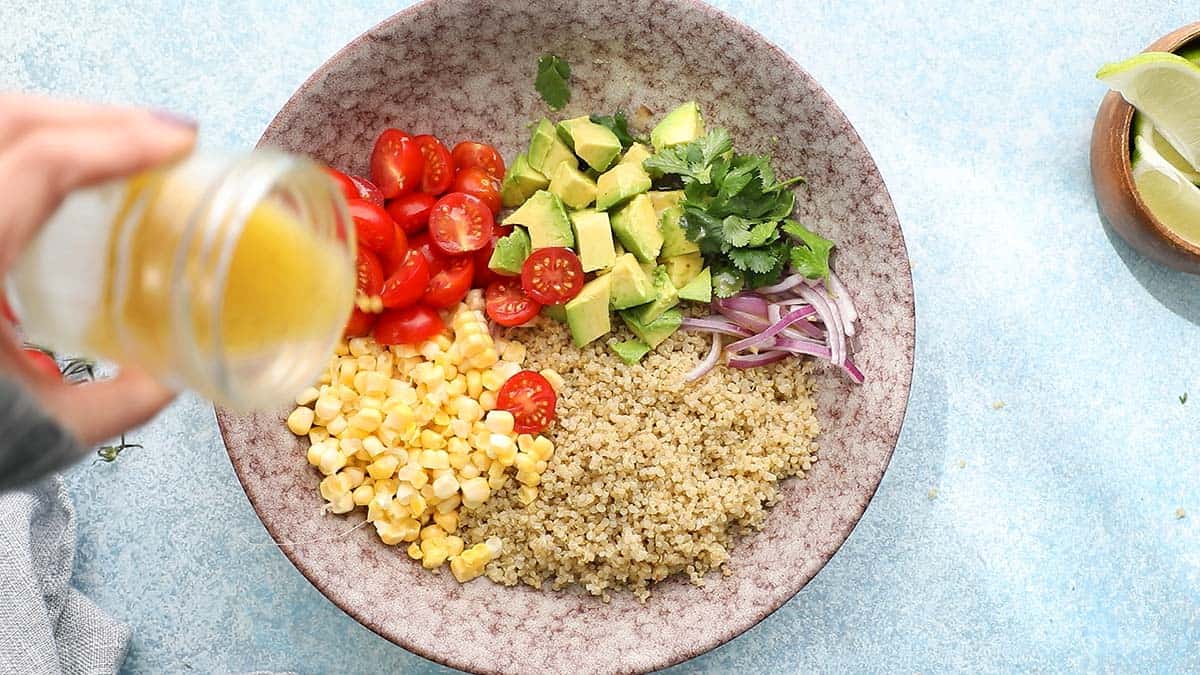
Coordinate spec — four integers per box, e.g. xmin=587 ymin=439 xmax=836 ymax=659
xmin=216 ymin=1 xmax=915 ymax=672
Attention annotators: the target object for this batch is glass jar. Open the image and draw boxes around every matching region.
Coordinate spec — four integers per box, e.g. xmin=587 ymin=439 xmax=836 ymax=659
xmin=7 ymin=151 xmax=356 ymax=410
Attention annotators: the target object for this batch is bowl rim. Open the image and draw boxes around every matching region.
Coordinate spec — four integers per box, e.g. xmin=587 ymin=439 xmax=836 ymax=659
xmin=1112 ymin=21 xmax=1200 ymax=257
xmin=238 ymin=0 xmax=916 ymax=671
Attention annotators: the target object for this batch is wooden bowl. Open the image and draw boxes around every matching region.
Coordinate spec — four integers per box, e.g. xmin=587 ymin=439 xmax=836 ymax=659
xmin=1092 ymin=22 xmax=1200 ymax=272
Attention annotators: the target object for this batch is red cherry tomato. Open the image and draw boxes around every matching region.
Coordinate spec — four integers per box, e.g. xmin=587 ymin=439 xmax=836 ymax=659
xmin=348 ymin=175 xmax=385 ymax=206
xmin=451 ymin=141 xmax=506 ymax=179
xmin=356 ymin=247 xmax=384 ymax=297
xmin=472 ymin=225 xmax=514 ymax=288
xmin=423 ymin=256 xmax=474 ymax=309
xmin=414 ymin=135 xmax=454 ymax=195
xmin=0 ymin=289 xmax=17 ymax=324
xmin=375 ymin=305 xmax=445 ymax=346
xmin=452 ymin=166 xmax=503 ymax=215
xmin=409 ymin=232 xmax=456 ymax=275
xmin=21 ymin=348 xmax=60 ymax=380
xmin=370 ymin=129 xmax=424 ymax=199
xmin=386 ymin=192 xmax=436 ymax=235
xmin=380 ymin=224 xmax=410 ymax=274
xmin=344 ymin=308 xmax=377 ymax=338
xmin=380 ymin=248 xmax=430 ymax=309
xmin=485 ymin=279 xmax=541 ymax=327
xmin=348 ymin=199 xmax=396 ymax=255
xmin=520 ymin=247 xmax=584 ymax=305
xmin=324 ymin=167 xmax=358 ymax=200
xmin=496 ymin=370 xmax=557 ymax=433
xmin=428 ymin=192 xmax=494 ymax=254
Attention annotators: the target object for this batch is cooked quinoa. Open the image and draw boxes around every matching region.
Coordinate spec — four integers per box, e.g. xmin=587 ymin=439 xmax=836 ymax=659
xmin=459 ymin=318 xmax=820 ymax=601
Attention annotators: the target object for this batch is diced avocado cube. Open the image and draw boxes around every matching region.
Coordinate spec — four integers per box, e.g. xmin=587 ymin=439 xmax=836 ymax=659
xmin=608 ymin=253 xmax=655 ymax=309
xmin=569 ymin=210 xmax=616 ymax=272
xmin=501 ymin=153 xmax=549 ymax=208
xmin=650 ymin=101 xmax=705 ymax=151
xmin=609 ymin=339 xmax=651 ymax=364
xmin=658 ymin=205 xmax=699 ymax=258
xmin=662 ymin=252 xmax=704 ymax=289
xmin=541 ymin=303 xmax=568 ymax=323
xmin=528 ymin=119 xmax=577 ymax=177
xmin=595 ymin=163 xmax=651 ymax=211
xmin=629 ymin=265 xmax=679 ymax=324
xmin=676 ymin=267 xmax=711 ymax=303
xmin=556 ymin=116 xmax=622 ymax=172
xmin=565 ymin=275 xmax=612 ymax=347
xmin=618 ymin=142 xmax=654 ymax=169
xmin=502 ymin=190 xmax=574 ymax=250
xmin=488 ymin=227 xmax=532 ymax=276
xmin=648 ymin=190 xmax=684 ymax=217
xmin=620 ymin=307 xmax=683 ymax=349
xmin=549 ymin=163 xmax=597 ymax=210
xmin=609 ymin=194 xmax=663 ymax=263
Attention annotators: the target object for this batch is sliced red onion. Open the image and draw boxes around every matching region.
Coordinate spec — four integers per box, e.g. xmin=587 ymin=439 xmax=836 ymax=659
xmin=714 ymin=305 xmax=771 ymax=332
xmin=842 ymin=358 xmax=865 ymax=384
xmin=767 ymin=303 xmax=782 ymax=324
xmin=775 ymin=338 xmax=833 ymax=359
xmin=679 ymin=317 xmax=754 ymax=337
xmin=685 ymin=333 xmax=723 ymax=382
xmin=728 ymin=350 xmax=789 ymax=369
xmin=827 ymin=271 xmax=859 ymax=336
xmin=755 ymin=273 xmax=806 ymax=295
xmin=726 ymin=307 xmax=819 ymax=353
xmin=716 ymin=294 xmax=770 ymax=315
xmin=796 ymin=283 xmax=845 ymax=368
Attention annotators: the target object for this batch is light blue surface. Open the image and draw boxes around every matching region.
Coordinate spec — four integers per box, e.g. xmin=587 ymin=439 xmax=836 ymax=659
xmin=2 ymin=1 xmax=1198 ymax=672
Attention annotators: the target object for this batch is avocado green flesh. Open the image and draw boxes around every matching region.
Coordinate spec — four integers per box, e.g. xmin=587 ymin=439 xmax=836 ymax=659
xmin=608 ymin=253 xmax=655 ymax=309
xmin=541 ymin=303 xmax=568 ymax=323
xmin=619 ymin=143 xmax=654 ymax=170
xmin=502 ymin=190 xmax=574 ymax=249
xmin=568 ymin=209 xmax=616 ymax=272
xmin=565 ymin=275 xmax=612 ymax=347
xmin=595 ymin=163 xmax=651 ymax=210
xmin=488 ymin=227 xmax=532 ymax=276
xmin=648 ymin=190 xmax=684 ymax=217
xmin=662 ymin=252 xmax=703 ymax=289
xmin=620 ymin=307 xmax=683 ymax=349
xmin=658 ymin=205 xmax=699 ymax=257
xmin=676 ymin=267 xmax=712 ymax=302
xmin=528 ymin=119 xmax=577 ymax=177
xmin=628 ymin=265 xmax=679 ymax=324
xmin=549 ymin=162 xmax=597 ymax=210
xmin=501 ymin=153 xmax=549 ymax=208
xmin=557 ymin=116 xmax=622 ymax=172
xmin=650 ymin=101 xmax=705 ymax=151
xmin=609 ymin=339 xmax=651 ymax=364
xmin=610 ymin=193 xmax=663 ymax=263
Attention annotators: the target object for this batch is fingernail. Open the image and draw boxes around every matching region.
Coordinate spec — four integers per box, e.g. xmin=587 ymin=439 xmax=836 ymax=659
xmin=151 ymin=108 xmax=198 ymax=130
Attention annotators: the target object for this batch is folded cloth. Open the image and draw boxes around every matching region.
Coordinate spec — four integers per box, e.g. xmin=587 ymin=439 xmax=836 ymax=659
xmin=0 ymin=476 xmax=130 ymax=675
xmin=0 ymin=376 xmax=89 ymax=493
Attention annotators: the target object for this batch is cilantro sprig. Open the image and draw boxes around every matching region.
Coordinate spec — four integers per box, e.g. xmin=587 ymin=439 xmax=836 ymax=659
xmin=535 ymin=54 xmax=571 ymax=111
xmin=589 ymin=111 xmax=645 ymax=149
xmin=645 ymin=129 xmax=828 ymax=295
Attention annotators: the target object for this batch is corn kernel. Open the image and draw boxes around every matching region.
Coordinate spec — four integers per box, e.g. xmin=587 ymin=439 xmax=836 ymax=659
xmin=407 ymin=542 xmax=423 ymax=560
xmin=484 ymin=410 xmax=515 ymax=435
xmin=362 ymin=435 xmax=385 ymax=458
xmin=514 ymin=452 xmax=537 ymax=474
xmin=531 ymin=436 xmax=555 ymax=462
xmin=419 ymin=449 xmax=450 ymax=470
xmin=348 ymin=337 xmax=373 ymax=356
xmin=421 ymin=537 xmax=452 ymax=569
xmin=470 ymin=450 xmax=491 ymax=470
xmin=431 ymin=473 xmax=459 ymax=500
xmin=308 ymin=428 xmax=330 ymax=445
xmin=500 ymin=341 xmax=526 ymax=364
xmin=338 ymin=360 xmax=357 ymax=386
xmin=327 ymin=492 xmax=355 ymax=514
xmin=367 ymin=455 xmax=399 ymax=480
xmin=483 ymin=537 xmax=503 ymax=558
xmin=363 ymin=371 xmax=389 ymax=397
xmin=479 ymin=390 xmax=497 ymax=411
xmin=460 ymin=477 xmax=490 ymax=505
xmin=480 ymin=369 xmax=504 ymax=391
xmin=487 ymin=473 xmax=509 ymax=492
xmin=340 ymin=427 xmax=368 ymax=442
xmin=459 ymin=464 xmax=480 ymax=480
xmin=409 ymin=494 xmax=428 ymax=519
xmin=516 ymin=484 xmax=538 ymax=505
xmin=539 ymin=368 xmax=565 ymax=392
xmin=295 ymin=386 xmax=320 ymax=406
xmin=466 ymin=371 xmax=483 ymax=398
xmin=318 ymin=447 xmax=346 ymax=476
xmin=419 ymin=429 xmax=447 ymax=449
xmin=516 ymin=469 xmax=541 ymax=486
xmin=464 ymin=288 xmax=485 ymax=310
xmin=349 ymin=408 xmax=383 ymax=433
xmin=314 ymin=396 xmax=340 ymax=423
xmin=433 ymin=510 xmax=459 ymax=533
xmin=334 ymin=340 xmax=350 ymax=356
xmin=306 ymin=443 xmax=325 ymax=467
xmin=446 ymin=376 xmax=466 ymax=396
xmin=326 ymin=415 xmax=348 ymax=437
xmin=492 ymin=435 xmax=517 ymax=466
xmin=352 ymin=484 xmax=375 ymax=506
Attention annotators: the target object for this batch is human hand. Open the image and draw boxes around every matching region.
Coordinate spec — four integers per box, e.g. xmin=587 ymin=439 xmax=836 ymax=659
xmin=0 ymin=94 xmax=196 ymax=445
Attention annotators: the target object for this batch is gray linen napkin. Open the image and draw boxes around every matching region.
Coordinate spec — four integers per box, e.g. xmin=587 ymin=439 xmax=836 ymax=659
xmin=0 ymin=475 xmax=130 ymax=675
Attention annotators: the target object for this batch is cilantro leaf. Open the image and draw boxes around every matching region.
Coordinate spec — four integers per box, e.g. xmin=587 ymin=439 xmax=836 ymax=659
xmin=728 ymin=246 xmax=779 ymax=274
xmin=711 ymin=267 xmax=745 ymax=298
xmin=720 ymin=216 xmax=753 ymax=248
xmin=747 ymin=220 xmax=779 ymax=247
xmin=535 ymin=54 xmax=571 ymax=110
xmin=589 ymin=111 xmax=644 ymax=149
xmin=643 ymin=128 xmax=732 ymax=183
xmin=783 ymin=220 xmax=834 ymax=280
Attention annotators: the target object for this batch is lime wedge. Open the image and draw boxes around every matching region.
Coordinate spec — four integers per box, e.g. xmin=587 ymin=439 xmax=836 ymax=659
xmin=1098 ymin=52 xmax=1200 ymax=169
xmin=1133 ymin=113 xmax=1200 ymax=184
xmin=1132 ymin=135 xmax=1200 ymax=246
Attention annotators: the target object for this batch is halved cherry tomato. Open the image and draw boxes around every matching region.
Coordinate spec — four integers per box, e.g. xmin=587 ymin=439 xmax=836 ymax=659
xmin=356 ymin=247 xmax=384 ymax=297
xmin=451 ymin=141 xmax=505 ymax=179
xmin=485 ymin=279 xmax=541 ymax=327
xmin=22 ymin=348 xmax=60 ymax=380
xmin=414 ymin=135 xmax=454 ymax=195
xmin=324 ymin=167 xmax=358 ymax=201
xmin=348 ymin=175 xmax=385 ymax=206
xmin=379 ymin=248 xmax=430 ymax=309
xmin=496 ymin=370 xmax=557 ymax=433
xmin=520 ymin=247 xmax=584 ymax=305
xmin=344 ymin=308 xmax=377 ymax=338
xmin=381 ymin=224 xmax=410 ymax=273
xmin=386 ymin=192 xmax=436 ymax=235
xmin=424 ymin=256 xmax=474 ymax=309
xmin=371 ymin=129 xmax=424 ymax=199
xmin=348 ymin=199 xmax=396 ymax=255
xmin=428 ymin=192 xmax=494 ymax=254
xmin=375 ymin=305 xmax=444 ymax=346
xmin=452 ymin=166 xmax=503 ymax=215
xmin=409 ymin=231 xmax=455 ymax=275
xmin=472 ymin=225 xmax=514 ymax=288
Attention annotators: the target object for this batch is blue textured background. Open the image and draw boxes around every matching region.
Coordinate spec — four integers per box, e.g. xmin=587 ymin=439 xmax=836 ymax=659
xmin=2 ymin=1 xmax=1198 ymax=672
